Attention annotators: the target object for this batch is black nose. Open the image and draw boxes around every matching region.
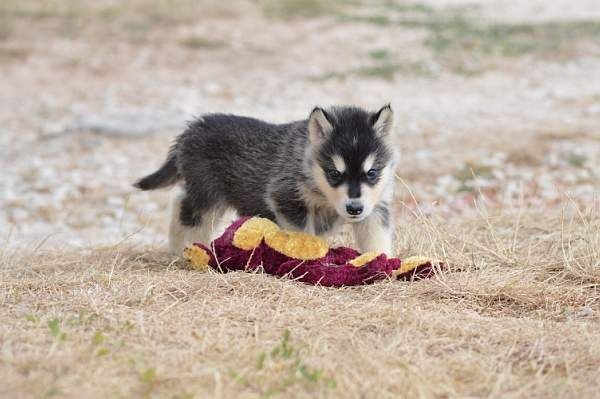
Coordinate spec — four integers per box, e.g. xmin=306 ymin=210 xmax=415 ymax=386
xmin=346 ymin=203 xmax=363 ymax=216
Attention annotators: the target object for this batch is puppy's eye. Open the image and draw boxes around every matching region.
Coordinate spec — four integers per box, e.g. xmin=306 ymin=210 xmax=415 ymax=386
xmin=366 ymin=169 xmax=379 ymax=179
xmin=327 ymin=170 xmax=342 ymax=180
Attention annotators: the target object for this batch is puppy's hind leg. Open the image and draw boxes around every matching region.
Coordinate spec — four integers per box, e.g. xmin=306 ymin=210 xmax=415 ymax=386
xmin=168 ymin=189 xmax=225 ymax=255
xmin=168 ymin=190 xmax=194 ymax=255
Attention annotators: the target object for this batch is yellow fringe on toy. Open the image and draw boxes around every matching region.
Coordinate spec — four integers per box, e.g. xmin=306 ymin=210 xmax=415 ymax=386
xmin=349 ymin=251 xmax=379 ymax=267
xmin=265 ymin=230 xmax=329 ymax=260
xmin=232 ymin=217 xmax=329 ymax=260
xmin=398 ymin=255 xmax=432 ymax=273
xmin=183 ymin=245 xmax=211 ymax=272
xmin=232 ymin=217 xmax=280 ymax=250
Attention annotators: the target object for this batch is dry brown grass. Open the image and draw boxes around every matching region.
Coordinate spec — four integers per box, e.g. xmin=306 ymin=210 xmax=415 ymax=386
xmin=2 ymin=204 xmax=599 ymax=398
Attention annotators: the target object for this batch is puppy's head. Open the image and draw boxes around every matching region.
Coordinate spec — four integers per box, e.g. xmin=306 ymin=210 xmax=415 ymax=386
xmin=307 ymin=104 xmax=397 ymax=222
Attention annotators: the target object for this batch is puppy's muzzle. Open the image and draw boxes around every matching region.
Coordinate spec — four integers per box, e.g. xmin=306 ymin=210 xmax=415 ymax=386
xmin=345 ymin=200 xmax=364 ymax=217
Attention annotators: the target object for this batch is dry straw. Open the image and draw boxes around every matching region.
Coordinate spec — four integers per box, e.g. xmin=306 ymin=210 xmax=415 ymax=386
xmin=1 ymin=193 xmax=599 ymax=398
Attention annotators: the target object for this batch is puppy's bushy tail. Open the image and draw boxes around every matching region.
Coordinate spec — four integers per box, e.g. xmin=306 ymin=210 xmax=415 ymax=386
xmin=134 ymin=147 xmax=180 ymax=190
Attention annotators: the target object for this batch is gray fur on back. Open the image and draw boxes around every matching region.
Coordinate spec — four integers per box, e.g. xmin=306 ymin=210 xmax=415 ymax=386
xmin=176 ymin=114 xmax=311 ymax=225
xmin=135 ymin=105 xmax=395 ymax=236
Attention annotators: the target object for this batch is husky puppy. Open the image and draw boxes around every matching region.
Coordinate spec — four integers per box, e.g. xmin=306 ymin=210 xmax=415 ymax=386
xmin=135 ymin=105 xmax=398 ymax=255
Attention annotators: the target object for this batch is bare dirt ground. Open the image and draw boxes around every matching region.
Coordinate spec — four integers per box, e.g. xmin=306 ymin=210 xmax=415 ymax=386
xmin=1 ymin=1 xmax=599 ymax=398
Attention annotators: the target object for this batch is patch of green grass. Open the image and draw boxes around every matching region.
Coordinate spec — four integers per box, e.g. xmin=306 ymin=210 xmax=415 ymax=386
xmin=25 ymin=313 xmax=39 ymax=323
xmin=139 ymin=367 xmax=158 ymax=397
xmin=313 ymin=62 xmax=429 ymax=81
xmin=355 ymin=63 xmax=402 ymax=80
xmin=369 ymin=48 xmax=390 ymax=60
xmin=446 ymin=61 xmax=483 ymax=76
xmin=356 ymin=61 xmax=430 ymax=80
xmin=263 ymin=0 xmax=433 ymax=20
xmin=140 ymin=367 xmax=157 ymax=384
xmin=0 ymin=0 xmax=201 ymax=23
xmin=454 ymin=162 xmax=494 ymax=193
xmin=309 ymin=71 xmax=348 ymax=81
xmin=67 ymin=310 xmax=96 ymax=327
xmin=91 ymin=330 xmax=105 ymax=345
xmin=351 ymin=6 xmax=600 ymax=58
xmin=338 ymin=1 xmax=433 ymax=25
xmin=0 ymin=0 xmax=90 ymax=20
xmin=340 ymin=5 xmax=600 ymax=69
xmin=341 ymin=13 xmax=392 ymax=25
xmin=391 ymin=2 xmax=434 ymax=14
xmin=91 ymin=330 xmax=111 ymax=356
xmin=173 ymin=393 xmax=194 ymax=399
xmin=48 ymin=318 xmax=67 ymax=341
xmin=120 ymin=21 xmax=152 ymax=43
xmin=565 ymin=152 xmax=587 ymax=168
xmin=96 ymin=347 xmax=110 ymax=357
xmin=179 ymin=36 xmax=227 ymax=50
xmin=314 ymin=57 xmax=429 ymax=81
xmin=0 ymin=0 xmax=234 ymax=43
xmin=263 ymin=0 xmax=349 ymax=19
xmin=120 ymin=320 xmax=136 ymax=332
xmin=424 ymin=17 xmax=600 ymax=57
xmin=41 ymin=386 xmax=61 ymax=399
xmin=230 ymin=330 xmax=336 ymax=398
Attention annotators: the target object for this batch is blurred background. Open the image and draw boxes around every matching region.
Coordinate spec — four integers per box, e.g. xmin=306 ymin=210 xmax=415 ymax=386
xmin=1 ymin=0 xmax=599 ymax=248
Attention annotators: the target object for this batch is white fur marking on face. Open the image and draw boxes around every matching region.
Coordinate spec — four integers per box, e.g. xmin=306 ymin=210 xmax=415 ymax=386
xmin=360 ymin=164 xmax=392 ymax=215
xmin=363 ymin=154 xmax=376 ymax=173
xmin=312 ymin=163 xmax=348 ymax=214
xmin=332 ymin=155 xmax=346 ymax=173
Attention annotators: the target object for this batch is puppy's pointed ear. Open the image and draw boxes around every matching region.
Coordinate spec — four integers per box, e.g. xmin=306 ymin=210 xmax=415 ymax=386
xmin=371 ymin=104 xmax=394 ymax=139
xmin=308 ymin=107 xmax=333 ymax=144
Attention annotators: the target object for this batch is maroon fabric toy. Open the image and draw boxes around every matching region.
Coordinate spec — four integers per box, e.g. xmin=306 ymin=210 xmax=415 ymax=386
xmin=184 ymin=216 xmax=440 ymax=287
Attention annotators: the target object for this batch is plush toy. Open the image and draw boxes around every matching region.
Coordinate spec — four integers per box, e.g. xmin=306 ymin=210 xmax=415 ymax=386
xmin=183 ymin=216 xmax=441 ymax=287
